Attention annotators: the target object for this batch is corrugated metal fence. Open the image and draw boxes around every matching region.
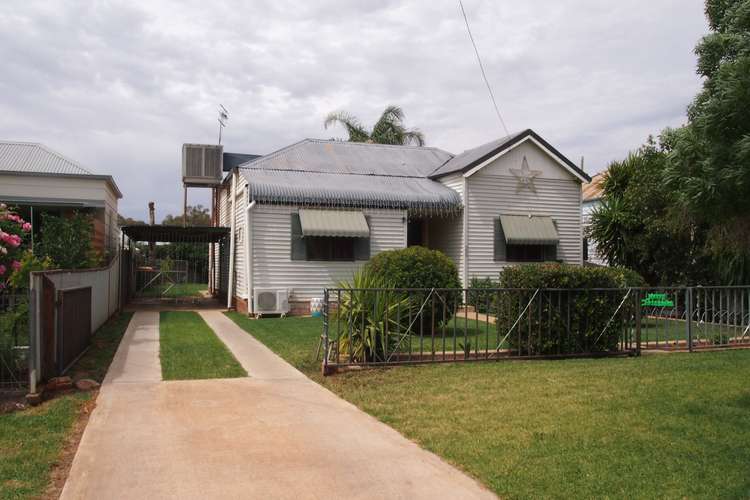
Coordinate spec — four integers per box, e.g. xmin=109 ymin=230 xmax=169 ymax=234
xmin=26 ymin=252 xmax=122 ymax=392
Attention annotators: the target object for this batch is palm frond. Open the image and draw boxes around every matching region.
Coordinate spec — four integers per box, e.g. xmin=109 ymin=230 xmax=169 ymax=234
xmin=403 ymin=129 xmax=425 ymax=146
xmin=324 ymin=111 xmax=371 ymax=142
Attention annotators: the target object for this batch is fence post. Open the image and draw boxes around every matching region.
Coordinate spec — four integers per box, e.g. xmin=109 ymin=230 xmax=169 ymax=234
xmin=28 ymin=277 xmax=37 ymax=395
xmin=634 ymin=288 xmax=642 ymax=356
xmin=322 ymin=288 xmax=330 ymax=376
xmin=685 ymin=287 xmax=693 ymax=352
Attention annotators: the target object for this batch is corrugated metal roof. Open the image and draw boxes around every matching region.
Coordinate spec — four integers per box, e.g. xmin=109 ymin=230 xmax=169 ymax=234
xmin=240 ymin=168 xmax=461 ymax=213
xmin=429 ymin=131 xmax=521 ymax=178
xmin=0 ymin=141 xmax=93 ymax=175
xmin=500 ymin=214 xmax=559 ymax=245
xmin=239 ymin=139 xmax=452 ymax=177
xmin=299 ymin=209 xmax=370 ymax=238
xmin=223 ymin=152 xmax=261 ymax=172
xmin=238 ymin=139 xmax=461 ymax=213
xmin=429 ymin=129 xmax=590 ymax=183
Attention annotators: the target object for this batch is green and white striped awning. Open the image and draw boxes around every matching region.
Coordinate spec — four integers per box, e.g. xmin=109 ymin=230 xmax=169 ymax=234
xmin=499 ymin=214 xmax=559 ymax=245
xmin=298 ymin=209 xmax=370 ymax=238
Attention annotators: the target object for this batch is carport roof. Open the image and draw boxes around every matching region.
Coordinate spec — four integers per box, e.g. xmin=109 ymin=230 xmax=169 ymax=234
xmin=121 ymin=225 xmax=229 ymax=243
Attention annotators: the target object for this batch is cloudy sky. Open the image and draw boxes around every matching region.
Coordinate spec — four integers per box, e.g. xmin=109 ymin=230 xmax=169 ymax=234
xmin=1 ymin=1 xmax=708 ymax=220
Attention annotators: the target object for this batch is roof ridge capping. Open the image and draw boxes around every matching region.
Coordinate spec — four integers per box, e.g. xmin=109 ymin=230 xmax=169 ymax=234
xmin=305 ymin=138 xmax=453 ymax=154
xmin=428 ymin=129 xmax=590 ymax=183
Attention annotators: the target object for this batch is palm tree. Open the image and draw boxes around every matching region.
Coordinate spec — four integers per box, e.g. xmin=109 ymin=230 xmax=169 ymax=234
xmin=324 ymin=105 xmax=425 ymax=146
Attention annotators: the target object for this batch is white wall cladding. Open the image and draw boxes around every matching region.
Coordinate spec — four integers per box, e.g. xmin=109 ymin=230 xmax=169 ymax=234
xmin=233 ymin=186 xmax=247 ymax=298
xmin=435 ymin=174 xmax=465 ymax=284
xmin=215 ymin=185 xmax=231 ymax=294
xmin=251 ymin=204 xmax=407 ymax=302
xmin=466 ymin=141 xmax=583 ymax=280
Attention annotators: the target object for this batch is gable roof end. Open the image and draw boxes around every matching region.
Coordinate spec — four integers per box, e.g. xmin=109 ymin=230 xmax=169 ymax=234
xmin=428 ymin=129 xmax=591 ymax=183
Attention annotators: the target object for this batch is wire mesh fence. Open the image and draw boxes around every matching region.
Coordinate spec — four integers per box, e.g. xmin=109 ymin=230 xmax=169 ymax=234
xmin=0 ymin=293 xmax=29 ymax=390
xmin=321 ymin=286 xmax=750 ymax=373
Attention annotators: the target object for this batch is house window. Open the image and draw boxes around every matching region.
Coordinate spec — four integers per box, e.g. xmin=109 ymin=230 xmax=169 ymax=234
xmin=291 ymin=212 xmax=370 ymax=261
xmin=494 ymin=215 xmax=559 ymax=262
xmin=506 ymin=244 xmax=556 ymax=262
xmin=306 ymin=237 xmax=355 ymax=261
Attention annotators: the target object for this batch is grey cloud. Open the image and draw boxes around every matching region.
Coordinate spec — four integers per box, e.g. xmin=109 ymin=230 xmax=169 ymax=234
xmin=0 ymin=0 xmax=707 ymax=218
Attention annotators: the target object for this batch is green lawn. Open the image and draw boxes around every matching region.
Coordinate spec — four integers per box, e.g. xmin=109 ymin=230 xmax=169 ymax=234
xmin=225 ymin=314 xmax=750 ymax=499
xmin=0 ymin=392 xmax=90 ymax=499
xmin=0 ymin=312 xmax=133 ymax=500
xmin=139 ymin=282 xmax=207 ymax=298
xmin=159 ymin=311 xmax=246 ymax=380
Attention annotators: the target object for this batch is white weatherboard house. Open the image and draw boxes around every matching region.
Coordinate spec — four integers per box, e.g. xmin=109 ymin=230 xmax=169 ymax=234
xmin=213 ymin=129 xmax=590 ymax=315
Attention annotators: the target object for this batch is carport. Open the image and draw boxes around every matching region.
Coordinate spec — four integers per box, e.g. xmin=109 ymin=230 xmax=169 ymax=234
xmin=120 ymin=225 xmax=230 ymax=308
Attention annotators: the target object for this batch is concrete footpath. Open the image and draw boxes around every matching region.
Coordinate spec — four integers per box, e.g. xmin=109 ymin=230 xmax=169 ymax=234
xmin=61 ymin=310 xmax=495 ymax=500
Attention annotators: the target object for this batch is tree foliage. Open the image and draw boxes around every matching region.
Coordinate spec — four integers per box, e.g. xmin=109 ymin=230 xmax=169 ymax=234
xmin=664 ymin=0 xmax=750 ymax=283
xmin=37 ymin=212 xmax=99 ymax=269
xmin=324 ymin=105 xmax=425 ymax=146
xmin=161 ymin=205 xmax=211 ymax=226
xmin=592 ymin=0 xmax=750 ymax=285
xmin=590 ymin=137 xmax=710 ymax=285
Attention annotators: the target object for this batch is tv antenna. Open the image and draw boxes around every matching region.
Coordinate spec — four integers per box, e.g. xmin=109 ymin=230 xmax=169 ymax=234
xmin=218 ymin=104 xmax=229 ymax=144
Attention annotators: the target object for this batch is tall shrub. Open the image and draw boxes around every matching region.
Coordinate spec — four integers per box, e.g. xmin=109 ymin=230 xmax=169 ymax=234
xmin=0 ymin=203 xmax=31 ymax=291
xmin=496 ymin=264 xmax=644 ymax=355
xmin=366 ymin=246 xmax=461 ymax=331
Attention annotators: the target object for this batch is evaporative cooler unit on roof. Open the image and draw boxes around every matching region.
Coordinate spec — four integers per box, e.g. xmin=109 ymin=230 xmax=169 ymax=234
xmin=182 ymin=144 xmax=223 ymax=186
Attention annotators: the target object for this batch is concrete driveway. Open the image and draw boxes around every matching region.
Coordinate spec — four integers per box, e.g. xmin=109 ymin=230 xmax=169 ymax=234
xmin=61 ymin=310 xmax=495 ymax=500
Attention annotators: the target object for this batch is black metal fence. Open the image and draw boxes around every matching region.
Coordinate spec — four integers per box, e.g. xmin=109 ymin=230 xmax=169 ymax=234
xmin=0 ymin=293 xmax=29 ymax=390
xmin=321 ymin=286 xmax=750 ymax=373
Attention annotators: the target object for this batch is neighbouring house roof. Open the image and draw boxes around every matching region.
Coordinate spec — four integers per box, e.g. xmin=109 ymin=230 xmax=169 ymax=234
xmin=0 ymin=140 xmax=123 ymax=198
xmin=428 ymin=129 xmax=591 ymax=183
xmin=223 ymin=152 xmax=261 ymax=172
xmin=238 ymin=139 xmax=461 ymax=214
xmin=582 ymin=171 xmax=606 ymax=202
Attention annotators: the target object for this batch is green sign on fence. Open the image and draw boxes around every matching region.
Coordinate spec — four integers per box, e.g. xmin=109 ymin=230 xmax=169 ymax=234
xmin=641 ymin=293 xmax=674 ymax=307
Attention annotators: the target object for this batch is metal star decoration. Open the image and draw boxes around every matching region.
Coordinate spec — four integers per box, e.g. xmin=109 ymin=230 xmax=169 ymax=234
xmin=510 ymin=156 xmax=542 ymax=192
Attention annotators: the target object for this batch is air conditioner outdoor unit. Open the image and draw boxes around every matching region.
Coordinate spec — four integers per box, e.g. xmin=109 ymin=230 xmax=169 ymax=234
xmin=253 ymin=288 xmax=289 ymax=317
xmin=182 ymin=144 xmax=223 ymax=187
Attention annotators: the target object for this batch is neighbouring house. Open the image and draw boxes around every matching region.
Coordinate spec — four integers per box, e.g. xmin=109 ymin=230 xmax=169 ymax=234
xmin=213 ymin=129 xmax=590 ymax=315
xmin=0 ymin=141 xmax=122 ymax=258
xmin=582 ymin=171 xmax=606 ymax=266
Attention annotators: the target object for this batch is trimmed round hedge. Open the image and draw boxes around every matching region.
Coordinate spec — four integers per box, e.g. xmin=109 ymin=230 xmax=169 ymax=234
xmin=366 ymin=246 xmax=461 ymax=330
xmin=495 ymin=263 xmax=646 ymax=355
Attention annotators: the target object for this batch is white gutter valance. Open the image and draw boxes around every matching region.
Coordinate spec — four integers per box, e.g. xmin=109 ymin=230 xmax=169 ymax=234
xmin=500 ymin=214 xmax=559 ymax=245
xmin=298 ymin=209 xmax=370 ymax=238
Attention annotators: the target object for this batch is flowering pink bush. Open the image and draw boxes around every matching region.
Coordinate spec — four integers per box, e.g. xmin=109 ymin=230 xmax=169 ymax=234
xmin=0 ymin=203 xmax=30 ymax=290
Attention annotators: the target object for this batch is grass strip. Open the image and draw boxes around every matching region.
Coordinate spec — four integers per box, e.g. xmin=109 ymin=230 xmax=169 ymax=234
xmin=160 ymin=311 xmax=246 ymax=380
